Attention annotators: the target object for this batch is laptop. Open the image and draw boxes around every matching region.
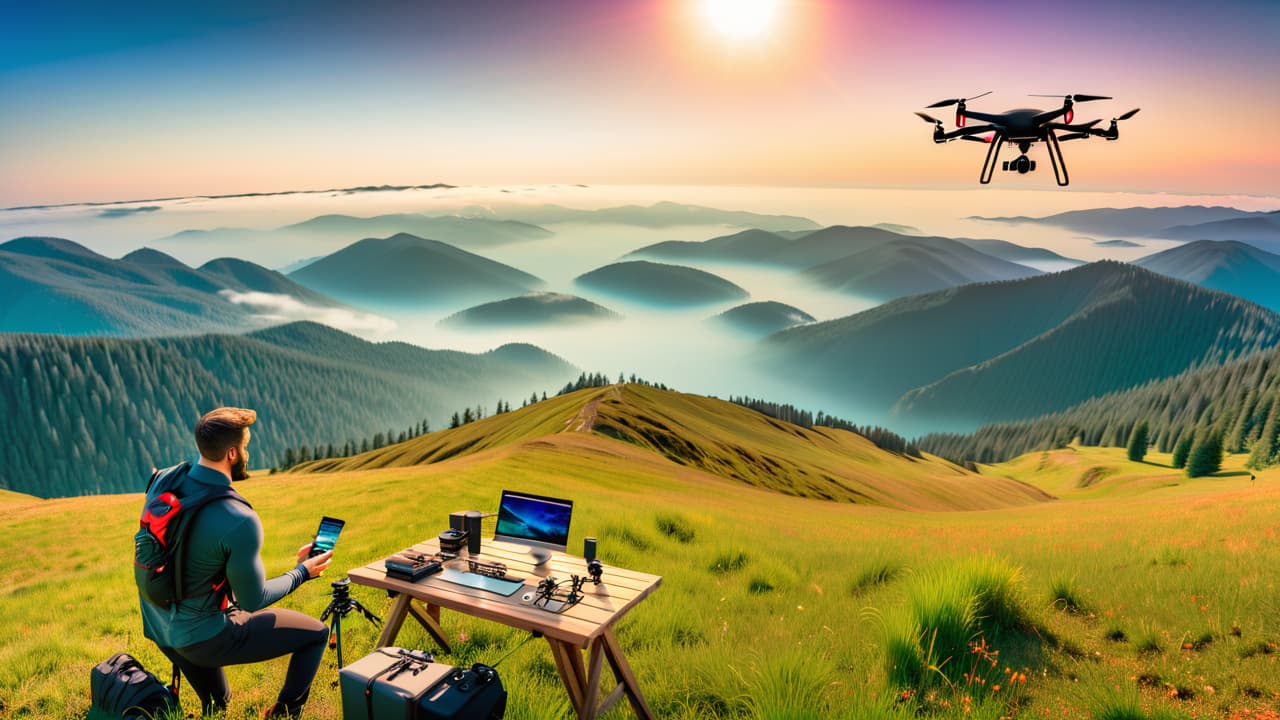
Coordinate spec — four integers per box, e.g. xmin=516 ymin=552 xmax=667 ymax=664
xmin=493 ymin=490 xmax=573 ymax=553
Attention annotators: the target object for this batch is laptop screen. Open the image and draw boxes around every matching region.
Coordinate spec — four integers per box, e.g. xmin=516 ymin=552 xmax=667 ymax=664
xmin=494 ymin=490 xmax=573 ymax=552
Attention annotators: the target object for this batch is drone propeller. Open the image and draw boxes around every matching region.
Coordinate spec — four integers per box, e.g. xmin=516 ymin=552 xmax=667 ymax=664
xmin=1030 ymin=93 xmax=1112 ymax=102
xmin=914 ymin=111 xmax=943 ymax=125
xmin=1115 ymin=108 xmax=1140 ymax=121
xmin=925 ymin=91 xmax=992 ymax=109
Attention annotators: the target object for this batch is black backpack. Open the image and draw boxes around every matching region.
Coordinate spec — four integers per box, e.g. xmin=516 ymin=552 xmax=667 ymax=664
xmin=88 ymin=652 xmax=179 ymax=719
xmin=133 ymin=462 xmax=251 ymax=608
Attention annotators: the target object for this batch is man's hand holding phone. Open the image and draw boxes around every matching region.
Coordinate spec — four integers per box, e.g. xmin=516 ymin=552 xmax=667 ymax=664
xmin=300 ymin=516 xmax=343 ymax=579
xmin=298 ymin=543 xmax=333 ymax=578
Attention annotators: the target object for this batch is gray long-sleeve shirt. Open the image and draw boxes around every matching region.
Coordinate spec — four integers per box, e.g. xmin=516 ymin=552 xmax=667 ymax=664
xmin=139 ymin=461 xmax=309 ymax=648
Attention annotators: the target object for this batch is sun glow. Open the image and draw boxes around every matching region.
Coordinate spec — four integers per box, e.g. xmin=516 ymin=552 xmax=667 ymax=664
xmin=701 ymin=0 xmax=779 ymax=40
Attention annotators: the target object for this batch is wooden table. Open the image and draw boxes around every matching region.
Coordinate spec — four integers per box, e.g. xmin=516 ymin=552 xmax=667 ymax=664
xmin=347 ymin=538 xmax=662 ymax=720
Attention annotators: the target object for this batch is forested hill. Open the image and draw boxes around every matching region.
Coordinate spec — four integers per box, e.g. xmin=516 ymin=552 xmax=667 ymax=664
xmin=0 ymin=322 xmax=575 ymax=498
xmin=765 ymin=261 xmax=1280 ymax=430
xmin=917 ymin=344 xmax=1280 ymax=468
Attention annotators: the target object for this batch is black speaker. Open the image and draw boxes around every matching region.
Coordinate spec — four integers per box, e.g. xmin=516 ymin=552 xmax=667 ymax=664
xmin=465 ymin=511 xmax=482 ymax=554
xmin=583 ymin=537 xmax=597 ymax=562
xmin=449 ymin=512 xmax=467 ymax=532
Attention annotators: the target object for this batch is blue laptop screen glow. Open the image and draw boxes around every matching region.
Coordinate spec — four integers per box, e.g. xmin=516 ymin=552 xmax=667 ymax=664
xmin=494 ymin=491 xmax=572 ymax=551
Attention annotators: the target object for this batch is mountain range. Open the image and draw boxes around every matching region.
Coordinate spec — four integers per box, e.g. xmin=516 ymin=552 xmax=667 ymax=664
xmin=0 ymin=237 xmax=340 ymax=336
xmin=494 ymin=201 xmax=820 ymax=232
xmin=0 ymin=321 xmax=575 ymax=497
xmin=155 ymin=213 xmax=553 ymax=267
xmin=288 ymin=232 xmax=543 ymax=309
xmin=627 ymin=225 xmax=1048 ymax=301
xmin=970 ymin=205 xmax=1263 ymax=237
xmin=764 ymin=261 xmax=1280 ymax=431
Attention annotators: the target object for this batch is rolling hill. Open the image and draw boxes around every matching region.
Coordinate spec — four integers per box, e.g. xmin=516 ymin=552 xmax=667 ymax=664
xmin=764 ymin=261 xmax=1280 ymax=430
xmin=294 ymin=383 xmax=1051 ymax=511
xmin=573 ymin=260 xmax=748 ymax=307
xmin=0 ymin=237 xmax=339 ymax=336
xmin=288 ymin=233 xmax=543 ymax=308
xmin=1135 ymin=239 xmax=1280 ymax=311
xmin=801 ymin=238 xmax=1040 ymax=301
xmin=0 ymin=322 xmax=576 ymax=498
xmin=439 ymin=292 xmax=620 ymax=328
xmin=712 ymin=301 xmax=814 ymax=336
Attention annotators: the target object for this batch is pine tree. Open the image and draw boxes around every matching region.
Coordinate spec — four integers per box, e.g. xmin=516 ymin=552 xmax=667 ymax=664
xmin=1186 ymin=430 xmax=1223 ymax=478
xmin=1126 ymin=420 xmax=1150 ymax=462
xmin=283 ymin=446 xmax=297 ymax=469
xmin=450 ymin=412 xmax=461 ymax=429
xmin=1247 ymin=399 xmax=1280 ymax=470
xmin=1171 ymin=432 xmax=1193 ymax=469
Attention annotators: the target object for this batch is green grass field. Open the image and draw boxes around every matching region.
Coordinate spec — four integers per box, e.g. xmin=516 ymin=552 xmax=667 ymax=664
xmin=2 ymin=385 xmax=1278 ymax=719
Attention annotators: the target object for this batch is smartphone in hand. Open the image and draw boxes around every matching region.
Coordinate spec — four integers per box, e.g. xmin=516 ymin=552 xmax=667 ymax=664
xmin=309 ymin=516 xmax=344 ymax=558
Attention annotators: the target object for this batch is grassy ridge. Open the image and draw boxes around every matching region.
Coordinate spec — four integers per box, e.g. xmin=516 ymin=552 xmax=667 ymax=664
xmin=295 ymin=385 xmax=1049 ymax=511
xmin=2 ymin=405 xmax=1279 ymax=717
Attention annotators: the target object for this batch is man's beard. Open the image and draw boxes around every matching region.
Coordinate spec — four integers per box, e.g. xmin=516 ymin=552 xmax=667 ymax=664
xmin=231 ymin=450 xmax=250 ymax=481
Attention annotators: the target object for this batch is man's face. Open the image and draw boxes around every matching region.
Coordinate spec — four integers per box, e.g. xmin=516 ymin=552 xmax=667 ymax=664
xmin=230 ymin=428 xmax=251 ymax=481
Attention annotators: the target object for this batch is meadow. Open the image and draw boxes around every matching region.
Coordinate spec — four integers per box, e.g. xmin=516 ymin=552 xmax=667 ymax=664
xmin=1 ymin=387 xmax=1278 ymax=719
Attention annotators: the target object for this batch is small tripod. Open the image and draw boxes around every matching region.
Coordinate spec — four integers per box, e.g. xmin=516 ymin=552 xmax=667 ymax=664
xmin=320 ymin=578 xmax=382 ymax=668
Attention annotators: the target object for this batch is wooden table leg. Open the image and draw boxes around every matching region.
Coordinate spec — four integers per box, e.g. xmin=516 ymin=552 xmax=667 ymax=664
xmin=406 ymin=600 xmax=453 ymax=654
xmin=580 ymin=638 xmax=606 ymax=720
xmin=376 ymin=593 xmax=411 ymax=648
xmin=602 ymin=629 xmax=655 ymax=720
xmin=546 ymin=638 xmax=586 ymax=717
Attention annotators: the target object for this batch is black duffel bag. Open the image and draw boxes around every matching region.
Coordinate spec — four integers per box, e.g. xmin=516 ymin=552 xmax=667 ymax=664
xmin=340 ymin=647 xmax=506 ymax=720
xmin=89 ymin=652 xmax=179 ymax=719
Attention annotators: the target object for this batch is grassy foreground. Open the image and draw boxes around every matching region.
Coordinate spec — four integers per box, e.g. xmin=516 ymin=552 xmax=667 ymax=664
xmin=1 ymin=391 xmax=1279 ymax=719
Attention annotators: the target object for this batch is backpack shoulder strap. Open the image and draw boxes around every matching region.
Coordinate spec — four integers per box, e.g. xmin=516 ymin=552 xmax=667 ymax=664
xmin=171 ymin=486 xmax=252 ymax=604
xmin=145 ymin=462 xmax=192 ymax=496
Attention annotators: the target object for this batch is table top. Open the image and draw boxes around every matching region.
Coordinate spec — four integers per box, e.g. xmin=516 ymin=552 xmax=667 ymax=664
xmin=348 ymin=538 xmax=663 ymax=649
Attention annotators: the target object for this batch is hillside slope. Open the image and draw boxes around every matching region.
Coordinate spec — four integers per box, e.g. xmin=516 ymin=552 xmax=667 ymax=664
xmin=294 ymin=384 xmax=1051 ymax=511
xmin=289 ymin=233 xmax=543 ymax=308
xmin=0 ymin=237 xmax=337 ymax=336
xmin=1136 ymin=240 xmax=1280 ymax=310
xmin=0 ymin=322 xmax=575 ymax=497
xmin=765 ymin=262 xmax=1280 ymax=430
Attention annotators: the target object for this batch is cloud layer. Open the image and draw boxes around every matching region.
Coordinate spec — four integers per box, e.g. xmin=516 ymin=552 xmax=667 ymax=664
xmin=218 ymin=290 xmax=396 ymax=334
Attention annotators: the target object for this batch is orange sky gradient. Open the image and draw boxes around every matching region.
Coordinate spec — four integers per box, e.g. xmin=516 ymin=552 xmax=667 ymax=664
xmin=1 ymin=0 xmax=1278 ymax=206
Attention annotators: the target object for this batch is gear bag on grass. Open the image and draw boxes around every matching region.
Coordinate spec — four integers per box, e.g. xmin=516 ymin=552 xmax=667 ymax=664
xmin=133 ymin=462 xmax=250 ymax=608
xmin=88 ymin=651 xmax=179 ymax=720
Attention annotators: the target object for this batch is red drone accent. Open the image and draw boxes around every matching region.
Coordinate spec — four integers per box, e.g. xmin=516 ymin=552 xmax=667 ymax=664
xmin=956 ymin=111 xmax=966 ymax=128
xmin=1065 ymin=108 xmax=1074 ymax=124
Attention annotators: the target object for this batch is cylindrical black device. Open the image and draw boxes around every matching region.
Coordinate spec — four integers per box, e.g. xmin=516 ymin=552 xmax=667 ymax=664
xmin=465 ymin=511 xmax=482 ymax=554
xmin=583 ymin=536 xmax=597 ymax=562
xmin=449 ymin=512 xmax=467 ymax=532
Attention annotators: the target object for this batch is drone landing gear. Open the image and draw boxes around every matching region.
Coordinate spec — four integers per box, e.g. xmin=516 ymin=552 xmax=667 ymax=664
xmin=1044 ymin=130 xmax=1069 ymax=186
xmin=979 ymin=133 xmax=1005 ymax=184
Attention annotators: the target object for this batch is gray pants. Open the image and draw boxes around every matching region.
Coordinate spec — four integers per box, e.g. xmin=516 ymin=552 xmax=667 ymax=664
xmin=159 ymin=607 xmax=329 ymax=716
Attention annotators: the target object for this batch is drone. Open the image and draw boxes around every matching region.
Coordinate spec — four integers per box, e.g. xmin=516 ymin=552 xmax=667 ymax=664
xmin=914 ymin=92 xmax=1139 ymax=186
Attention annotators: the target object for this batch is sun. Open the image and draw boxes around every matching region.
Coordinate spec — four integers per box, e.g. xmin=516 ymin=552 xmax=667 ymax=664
xmin=701 ymin=0 xmax=779 ymax=40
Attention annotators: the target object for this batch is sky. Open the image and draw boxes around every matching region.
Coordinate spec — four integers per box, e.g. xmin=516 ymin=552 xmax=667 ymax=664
xmin=2 ymin=0 xmax=1278 ymax=206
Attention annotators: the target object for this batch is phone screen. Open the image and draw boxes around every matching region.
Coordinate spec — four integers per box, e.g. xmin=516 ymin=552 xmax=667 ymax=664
xmin=310 ymin=516 xmax=344 ymax=557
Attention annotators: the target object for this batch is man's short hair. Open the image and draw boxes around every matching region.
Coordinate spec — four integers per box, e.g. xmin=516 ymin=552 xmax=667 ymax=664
xmin=195 ymin=407 xmax=257 ymax=461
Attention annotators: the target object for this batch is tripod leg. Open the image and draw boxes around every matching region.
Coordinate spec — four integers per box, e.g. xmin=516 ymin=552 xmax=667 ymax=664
xmin=331 ymin=614 xmax=344 ymax=669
